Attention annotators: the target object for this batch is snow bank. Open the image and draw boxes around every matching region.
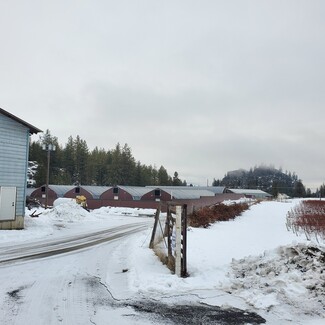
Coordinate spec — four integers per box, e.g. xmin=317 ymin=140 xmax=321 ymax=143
xmin=94 ymin=206 xmax=156 ymax=217
xmin=222 ymin=198 xmax=255 ymax=205
xmin=227 ymin=243 xmax=325 ymax=317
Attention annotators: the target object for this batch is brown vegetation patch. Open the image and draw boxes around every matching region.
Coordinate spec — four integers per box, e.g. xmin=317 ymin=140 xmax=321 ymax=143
xmin=188 ymin=203 xmax=250 ymax=228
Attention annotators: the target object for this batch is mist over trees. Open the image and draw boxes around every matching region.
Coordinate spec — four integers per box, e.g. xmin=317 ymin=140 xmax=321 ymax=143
xmin=29 ymin=130 xmax=186 ymax=187
xmin=213 ymin=165 xmax=310 ymax=198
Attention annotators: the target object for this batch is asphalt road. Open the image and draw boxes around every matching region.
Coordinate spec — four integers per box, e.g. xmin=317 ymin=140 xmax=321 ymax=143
xmin=0 ymin=223 xmax=148 ymax=265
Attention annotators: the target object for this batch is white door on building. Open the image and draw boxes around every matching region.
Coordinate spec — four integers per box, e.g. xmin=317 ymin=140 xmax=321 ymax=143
xmin=0 ymin=187 xmax=17 ymax=221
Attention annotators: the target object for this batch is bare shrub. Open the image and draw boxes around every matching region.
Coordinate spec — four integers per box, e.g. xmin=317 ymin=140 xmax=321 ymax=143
xmin=287 ymin=200 xmax=325 ymax=242
xmin=188 ymin=203 xmax=249 ymax=228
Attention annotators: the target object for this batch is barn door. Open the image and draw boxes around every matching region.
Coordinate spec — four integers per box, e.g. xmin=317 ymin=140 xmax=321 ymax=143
xmin=0 ymin=187 xmax=17 ymax=221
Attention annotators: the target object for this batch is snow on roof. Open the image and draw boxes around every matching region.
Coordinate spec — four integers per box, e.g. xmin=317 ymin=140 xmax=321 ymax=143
xmin=228 ymin=189 xmax=272 ymax=197
xmin=161 ymin=188 xmax=216 ymax=199
xmin=78 ymin=186 xmax=112 ymax=199
xmin=193 ymin=186 xmax=225 ymax=194
xmin=118 ymin=186 xmax=152 ymax=200
xmin=146 ymin=186 xmax=226 ymax=195
xmin=48 ymin=185 xmax=75 ymax=197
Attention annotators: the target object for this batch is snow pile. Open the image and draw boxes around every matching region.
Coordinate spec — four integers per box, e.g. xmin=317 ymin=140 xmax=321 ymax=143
xmin=227 ymin=243 xmax=325 ymax=317
xmin=222 ymin=198 xmax=254 ymax=206
xmin=277 ymin=193 xmax=291 ymax=201
xmin=53 ymin=198 xmax=77 ymax=207
xmin=94 ymin=206 xmax=156 ymax=217
xmin=44 ymin=198 xmax=90 ymax=222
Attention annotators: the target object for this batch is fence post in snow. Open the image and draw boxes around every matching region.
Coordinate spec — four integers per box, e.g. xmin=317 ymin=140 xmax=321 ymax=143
xmin=149 ymin=205 xmax=161 ymax=249
xmin=175 ymin=205 xmax=182 ymax=277
xmin=181 ymin=204 xmax=188 ymax=277
xmin=167 ymin=205 xmax=175 ymax=270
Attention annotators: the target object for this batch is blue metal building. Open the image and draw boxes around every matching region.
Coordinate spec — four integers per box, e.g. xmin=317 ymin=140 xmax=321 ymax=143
xmin=0 ymin=108 xmax=41 ymax=229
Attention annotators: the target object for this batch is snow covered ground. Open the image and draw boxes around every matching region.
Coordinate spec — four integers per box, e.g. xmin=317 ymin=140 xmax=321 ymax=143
xmin=0 ymin=198 xmax=324 ymax=324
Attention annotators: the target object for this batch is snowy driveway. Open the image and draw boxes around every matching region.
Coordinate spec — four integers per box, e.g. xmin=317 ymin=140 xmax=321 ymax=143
xmin=0 ymin=205 xmax=266 ymax=325
xmin=1 ymin=200 xmax=324 ymax=324
xmin=0 ymin=219 xmax=159 ymax=325
xmin=0 ymin=226 xmax=265 ymax=325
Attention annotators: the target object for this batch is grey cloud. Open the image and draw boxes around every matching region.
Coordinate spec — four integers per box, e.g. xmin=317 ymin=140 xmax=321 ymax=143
xmin=1 ymin=1 xmax=325 ymax=189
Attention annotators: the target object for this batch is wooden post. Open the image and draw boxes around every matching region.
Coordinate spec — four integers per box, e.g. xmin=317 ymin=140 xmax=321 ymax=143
xmin=181 ymin=204 xmax=188 ymax=277
xmin=164 ymin=203 xmax=188 ymax=276
xmin=175 ymin=205 xmax=182 ymax=277
xmin=167 ymin=207 xmax=172 ymax=258
xmin=149 ymin=205 xmax=161 ymax=249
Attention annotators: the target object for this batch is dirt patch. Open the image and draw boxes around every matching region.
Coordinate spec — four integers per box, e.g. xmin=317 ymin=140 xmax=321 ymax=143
xmin=7 ymin=289 xmax=22 ymax=301
xmin=128 ymin=300 xmax=266 ymax=325
xmin=84 ymin=275 xmax=266 ymax=324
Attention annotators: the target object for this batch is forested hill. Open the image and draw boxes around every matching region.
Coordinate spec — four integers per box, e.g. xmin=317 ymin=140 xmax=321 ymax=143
xmin=213 ymin=165 xmax=307 ymax=197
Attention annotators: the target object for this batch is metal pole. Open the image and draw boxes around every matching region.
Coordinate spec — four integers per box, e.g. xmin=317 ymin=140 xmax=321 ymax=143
xmin=45 ymin=148 xmax=50 ymax=209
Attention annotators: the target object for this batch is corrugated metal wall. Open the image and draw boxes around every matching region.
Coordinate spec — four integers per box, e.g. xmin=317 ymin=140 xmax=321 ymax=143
xmin=0 ymin=113 xmax=29 ymax=218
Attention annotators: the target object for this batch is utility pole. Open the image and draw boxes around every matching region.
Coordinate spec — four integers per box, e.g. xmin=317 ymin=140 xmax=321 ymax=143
xmin=42 ymin=143 xmax=56 ymax=208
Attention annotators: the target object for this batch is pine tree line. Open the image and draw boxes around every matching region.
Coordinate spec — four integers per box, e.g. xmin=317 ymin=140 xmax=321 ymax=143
xmin=317 ymin=184 xmax=325 ymax=198
xmin=29 ymin=130 xmax=186 ymax=187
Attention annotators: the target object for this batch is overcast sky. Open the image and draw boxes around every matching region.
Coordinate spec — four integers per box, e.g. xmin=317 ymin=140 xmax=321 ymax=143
xmin=1 ymin=1 xmax=324 ymax=189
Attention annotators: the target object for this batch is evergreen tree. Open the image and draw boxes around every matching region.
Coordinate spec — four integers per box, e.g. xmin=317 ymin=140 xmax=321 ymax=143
xmin=29 ymin=133 xmax=185 ymax=187
xmin=293 ymin=180 xmax=306 ymax=197
xmin=88 ymin=147 xmax=110 ymax=185
xmin=74 ymin=135 xmax=89 ymax=184
xmin=134 ymin=161 xmax=145 ymax=186
xmin=107 ymin=143 xmax=122 ymax=185
xmin=212 ymin=178 xmax=221 ymax=186
xmin=120 ymin=144 xmax=136 ymax=185
xmin=318 ymin=184 xmax=325 ymax=198
xmin=172 ymin=171 xmax=182 ymax=186
xmin=62 ymin=136 xmax=75 ymax=184
xmin=30 ymin=129 xmax=60 ymax=186
xmin=272 ymin=181 xmax=279 ymax=198
xmin=158 ymin=166 xmax=171 ymax=185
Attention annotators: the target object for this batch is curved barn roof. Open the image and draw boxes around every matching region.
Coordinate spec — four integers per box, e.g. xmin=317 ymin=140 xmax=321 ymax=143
xmin=190 ymin=186 xmax=225 ymax=194
xmin=228 ymin=189 xmax=272 ymax=197
xmin=48 ymin=185 xmax=75 ymax=197
xmin=117 ymin=186 xmax=152 ymax=200
xmin=79 ymin=186 xmax=112 ymax=199
xmin=146 ymin=186 xmax=226 ymax=195
xmin=160 ymin=188 xmax=215 ymax=199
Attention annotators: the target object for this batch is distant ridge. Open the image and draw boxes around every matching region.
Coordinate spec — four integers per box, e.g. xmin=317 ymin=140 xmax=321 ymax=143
xmin=214 ymin=165 xmax=306 ymax=197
